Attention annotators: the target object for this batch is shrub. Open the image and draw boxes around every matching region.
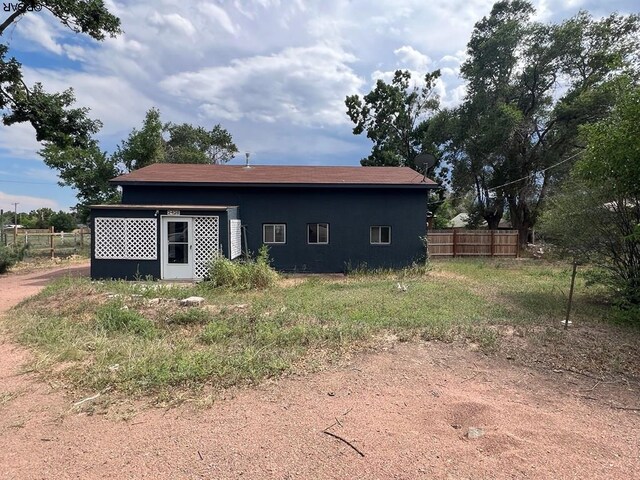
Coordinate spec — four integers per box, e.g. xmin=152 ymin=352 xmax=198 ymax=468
xmin=0 ymin=245 xmax=27 ymax=274
xmin=206 ymin=245 xmax=278 ymax=290
xmin=96 ymin=301 xmax=156 ymax=337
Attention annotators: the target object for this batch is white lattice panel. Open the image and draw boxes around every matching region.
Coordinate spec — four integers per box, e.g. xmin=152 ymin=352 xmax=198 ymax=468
xmin=229 ymin=219 xmax=242 ymax=259
xmin=94 ymin=217 xmax=157 ymax=260
xmin=125 ymin=219 xmax=157 ymax=259
xmin=95 ymin=218 xmax=126 ymax=259
xmin=193 ymin=216 xmax=220 ymax=279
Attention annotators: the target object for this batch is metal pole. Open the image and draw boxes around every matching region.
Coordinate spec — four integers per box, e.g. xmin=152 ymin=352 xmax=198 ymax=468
xmin=565 ymin=261 xmax=578 ymax=330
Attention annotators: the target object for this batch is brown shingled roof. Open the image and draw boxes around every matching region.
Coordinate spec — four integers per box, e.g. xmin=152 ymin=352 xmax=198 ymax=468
xmin=111 ymin=164 xmax=437 ymax=187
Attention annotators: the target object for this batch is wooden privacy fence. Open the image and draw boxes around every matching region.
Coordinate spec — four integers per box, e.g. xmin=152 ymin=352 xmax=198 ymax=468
xmin=2 ymin=227 xmax=90 ymax=258
xmin=427 ymin=229 xmax=519 ymax=257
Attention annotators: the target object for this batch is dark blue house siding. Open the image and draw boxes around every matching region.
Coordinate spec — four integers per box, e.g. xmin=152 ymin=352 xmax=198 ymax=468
xmin=90 ymin=208 xmax=160 ymax=280
xmin=122 ymin=185 xmax=427 ymax=272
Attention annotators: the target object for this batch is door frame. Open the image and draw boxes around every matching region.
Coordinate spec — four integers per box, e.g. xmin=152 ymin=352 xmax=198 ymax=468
xmin=160 ymin=216 xmax=194 ymax=280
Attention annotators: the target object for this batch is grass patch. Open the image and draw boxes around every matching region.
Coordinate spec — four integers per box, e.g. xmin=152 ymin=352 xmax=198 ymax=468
xmin=4 ymin=258 xmax=640 ymax=400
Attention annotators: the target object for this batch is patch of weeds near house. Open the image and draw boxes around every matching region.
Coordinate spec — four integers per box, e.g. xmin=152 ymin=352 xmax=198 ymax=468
xmin=4 ymin=258 xmax=640 ymax=401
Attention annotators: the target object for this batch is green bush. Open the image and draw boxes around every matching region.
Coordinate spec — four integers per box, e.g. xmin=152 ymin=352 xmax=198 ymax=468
xmin=96 ymin=301 xmax=156 ymax=338
xmin=206 ymin=245 xmax=278 ymax=290
xmin=0 ymin=245 xmax=27 ymax=274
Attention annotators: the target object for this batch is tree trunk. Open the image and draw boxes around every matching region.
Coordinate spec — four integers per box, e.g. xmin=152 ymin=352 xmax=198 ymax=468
xmin=485 ymin=215 xmax=501 ymax=230
xmin=508 ymin=196 xmax=532 ymax=248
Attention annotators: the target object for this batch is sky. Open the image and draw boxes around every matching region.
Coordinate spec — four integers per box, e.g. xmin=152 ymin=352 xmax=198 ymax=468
xmin=0 ymin=0 xmax=637 ymax=213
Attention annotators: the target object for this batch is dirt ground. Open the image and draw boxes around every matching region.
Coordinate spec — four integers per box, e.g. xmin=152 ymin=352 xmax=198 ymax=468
xmin=1 ymin=265 xmax=639 ymax=479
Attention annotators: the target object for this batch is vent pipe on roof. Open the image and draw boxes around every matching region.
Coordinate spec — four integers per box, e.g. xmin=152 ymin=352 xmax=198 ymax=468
xmin=244 ymin=152 xmax=251 ymax=169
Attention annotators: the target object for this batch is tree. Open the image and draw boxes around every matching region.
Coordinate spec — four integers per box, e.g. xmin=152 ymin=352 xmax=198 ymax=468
xmin=113 ymin=109 xmax=239 ymax=169
xmin=41 ymin=141 xmax=121 ymax=221
xmin=164 ymin=123 xmax=238 ymax=164
xmin=1 ymin=1 xmax=120 ymax=148
xmin=540 ymin=83 xmax=640 ymax=309
xmin=49 ymin=211 xmax=76 ymax=232
xmin=345 ymin=70 xmax=442 ymax=172
xmin=112 ymin=108 xmax=166 ymax=171
xmin=438 ymin=1 xmax=639 ymax=244
xmin=21 ymin=208 xmax=54 ymax=229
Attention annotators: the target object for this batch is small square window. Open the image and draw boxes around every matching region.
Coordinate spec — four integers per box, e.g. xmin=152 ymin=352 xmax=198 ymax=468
xmin=263 ymin=224 xmax=286 ymax=244
xmin=370 ymin=226 xmax=391 ymax=245
xmin=308 ymin=223 xmax=329 ymax=244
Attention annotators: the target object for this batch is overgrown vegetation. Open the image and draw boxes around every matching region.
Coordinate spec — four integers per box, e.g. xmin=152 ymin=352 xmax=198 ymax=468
xmin=540 ymin=80 xmax=640 ymax=315
xmin=4 ymin=259 xmax=639 ymax=403
xmin=205 ymin=245 xmax=278 ymax=290
xmin=0 ymin=245 xmax=27 ymax=274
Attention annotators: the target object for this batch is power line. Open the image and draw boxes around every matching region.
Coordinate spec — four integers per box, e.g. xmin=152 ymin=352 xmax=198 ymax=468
xmin=0 ymin=179 xmax=57 ymax=185
xmin=486 ymin=152 xmax=582 ymax=194
xmin=427 ymin=150 xmax=583 ymax=206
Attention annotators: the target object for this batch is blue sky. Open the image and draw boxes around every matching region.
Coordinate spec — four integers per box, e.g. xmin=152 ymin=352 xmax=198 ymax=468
xmin=0 ymin=0 xmax=637 ymax=212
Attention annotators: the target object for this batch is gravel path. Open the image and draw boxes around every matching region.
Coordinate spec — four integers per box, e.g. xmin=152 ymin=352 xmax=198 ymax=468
xmin=0 ymin=264 xmax=639 ymax=479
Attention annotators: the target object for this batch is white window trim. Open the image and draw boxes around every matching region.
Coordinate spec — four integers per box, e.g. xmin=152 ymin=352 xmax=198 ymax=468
xmin=307 ymin=223 xmax=329 ymax=245
xmin=263 ymin=223 xmax=286 ymax=244
xmin=370 ymin=225 xmax=391 ymax=245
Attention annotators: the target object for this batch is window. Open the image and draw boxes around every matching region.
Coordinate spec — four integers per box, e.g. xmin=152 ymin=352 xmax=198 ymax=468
xmin=370 ymin=226 xmax=391 ymax=245
xmin=263 ymin=224 xmax=286 ymax=244
xmin=307 ymin=223 xmax=329 ymax=244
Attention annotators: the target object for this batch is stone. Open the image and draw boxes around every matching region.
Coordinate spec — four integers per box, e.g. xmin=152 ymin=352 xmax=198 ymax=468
xmin=180 ymin=296 xmax=205 ymax=307
xmin=467 ymin=427 xmax=485 ymax=439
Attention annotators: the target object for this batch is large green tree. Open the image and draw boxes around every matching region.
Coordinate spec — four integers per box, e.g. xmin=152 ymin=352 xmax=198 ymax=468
xmin=540 ymin=82 xmax=640 ymax=308
xmin=436 ymin=1 xmax=639 ymax=243
xmin=164 ymin=123 xmax=238 ymax=165
xmin=0 ymin=1 xmax=120 ymax=148
xmin=345 ymin=70 xmax=442 ymax=172
xmin=111 ymin=108 xmax=166 ymax=172
xmin=113 ymin=108 xmax=238 ymax=169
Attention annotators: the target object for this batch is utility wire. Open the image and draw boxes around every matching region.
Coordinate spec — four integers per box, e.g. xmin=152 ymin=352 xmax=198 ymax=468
xmin=427 ymin=150 xmax=583 ymax=205
xmin=0 ymin=179 xmax=57 ymax=185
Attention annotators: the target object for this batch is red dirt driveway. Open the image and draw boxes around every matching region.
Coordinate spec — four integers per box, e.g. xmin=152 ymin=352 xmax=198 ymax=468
xmin=0 ymin=264 xmax=639 ymax=479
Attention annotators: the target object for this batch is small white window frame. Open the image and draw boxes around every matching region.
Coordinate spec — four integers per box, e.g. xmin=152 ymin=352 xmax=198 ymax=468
xmin=307 ymin=223 xmax=329 ymax=245
xmin=370 ymin=225 xmax=391 ymax=245
xmin=263 ymin=223 xmax=286 ymax=244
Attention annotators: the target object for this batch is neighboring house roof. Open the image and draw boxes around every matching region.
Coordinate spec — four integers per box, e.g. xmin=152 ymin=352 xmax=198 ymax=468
xmin=447 ymin=213 xmax=512 ymax=229
xmin=448 ymin=213 xmax=479 ymax=228
xmin=111 ymin=164 xmax=438 ymax=187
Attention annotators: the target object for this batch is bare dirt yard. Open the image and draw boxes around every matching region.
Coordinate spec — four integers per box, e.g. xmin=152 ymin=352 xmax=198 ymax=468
xmin=1 ymin=264 xmax=639 ymax=479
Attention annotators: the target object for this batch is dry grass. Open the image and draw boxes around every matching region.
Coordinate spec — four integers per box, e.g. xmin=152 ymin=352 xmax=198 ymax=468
xmin=3 ymin=258 xmax=639 ymax=402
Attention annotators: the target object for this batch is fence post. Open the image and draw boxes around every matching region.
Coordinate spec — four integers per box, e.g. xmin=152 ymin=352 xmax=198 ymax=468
xmin=50 ymin=226 xmax=55 ymax=259
xmin=13 ymin=225 xmax=17 ymax=248
xmin=452 ymin=229 xmax=457 ymax=258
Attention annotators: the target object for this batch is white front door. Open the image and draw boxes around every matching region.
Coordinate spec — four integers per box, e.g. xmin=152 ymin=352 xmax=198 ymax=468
xmin=162 ymin=217 xmax=193 ymax=279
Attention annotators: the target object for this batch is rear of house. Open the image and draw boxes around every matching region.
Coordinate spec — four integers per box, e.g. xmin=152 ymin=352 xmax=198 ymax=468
xmin=90 ymin=164 xmax=437 ymax=280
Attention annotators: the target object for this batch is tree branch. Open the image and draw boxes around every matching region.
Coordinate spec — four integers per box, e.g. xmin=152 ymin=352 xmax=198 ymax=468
xmin=0 ymin=4 xmax=27 ymax=36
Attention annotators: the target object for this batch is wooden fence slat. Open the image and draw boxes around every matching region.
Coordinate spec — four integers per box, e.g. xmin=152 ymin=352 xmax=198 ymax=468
xmin=427 ymin=229 xmax=518 ymax=258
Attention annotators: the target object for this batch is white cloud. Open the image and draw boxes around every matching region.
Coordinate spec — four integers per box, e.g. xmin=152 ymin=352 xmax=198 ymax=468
xmin=22 ymin=67 xmax=156 ymax=137
xmin=148 ymin=12 xmax=196 ymax=38
xmin=0 ymin=123 xmax=43 ymax=161
xmin=0 ymin=191 xmax=59 ymax=211
xmin=394 ymin=45 xmax=431 ymax=70
xmin=161 ymin=44 xmax=364 ymax=126
xmin=198 ymin=3 xmax=238 ymax=35
xmin=16 ymin=14 xmax=63 ymax=55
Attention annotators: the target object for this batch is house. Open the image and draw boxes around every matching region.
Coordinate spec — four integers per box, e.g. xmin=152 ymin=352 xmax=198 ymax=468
xmin=90 ymin=164 xmax=438 ymax=280
xmin=447 ymin=213 xmax=512 ymax=230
